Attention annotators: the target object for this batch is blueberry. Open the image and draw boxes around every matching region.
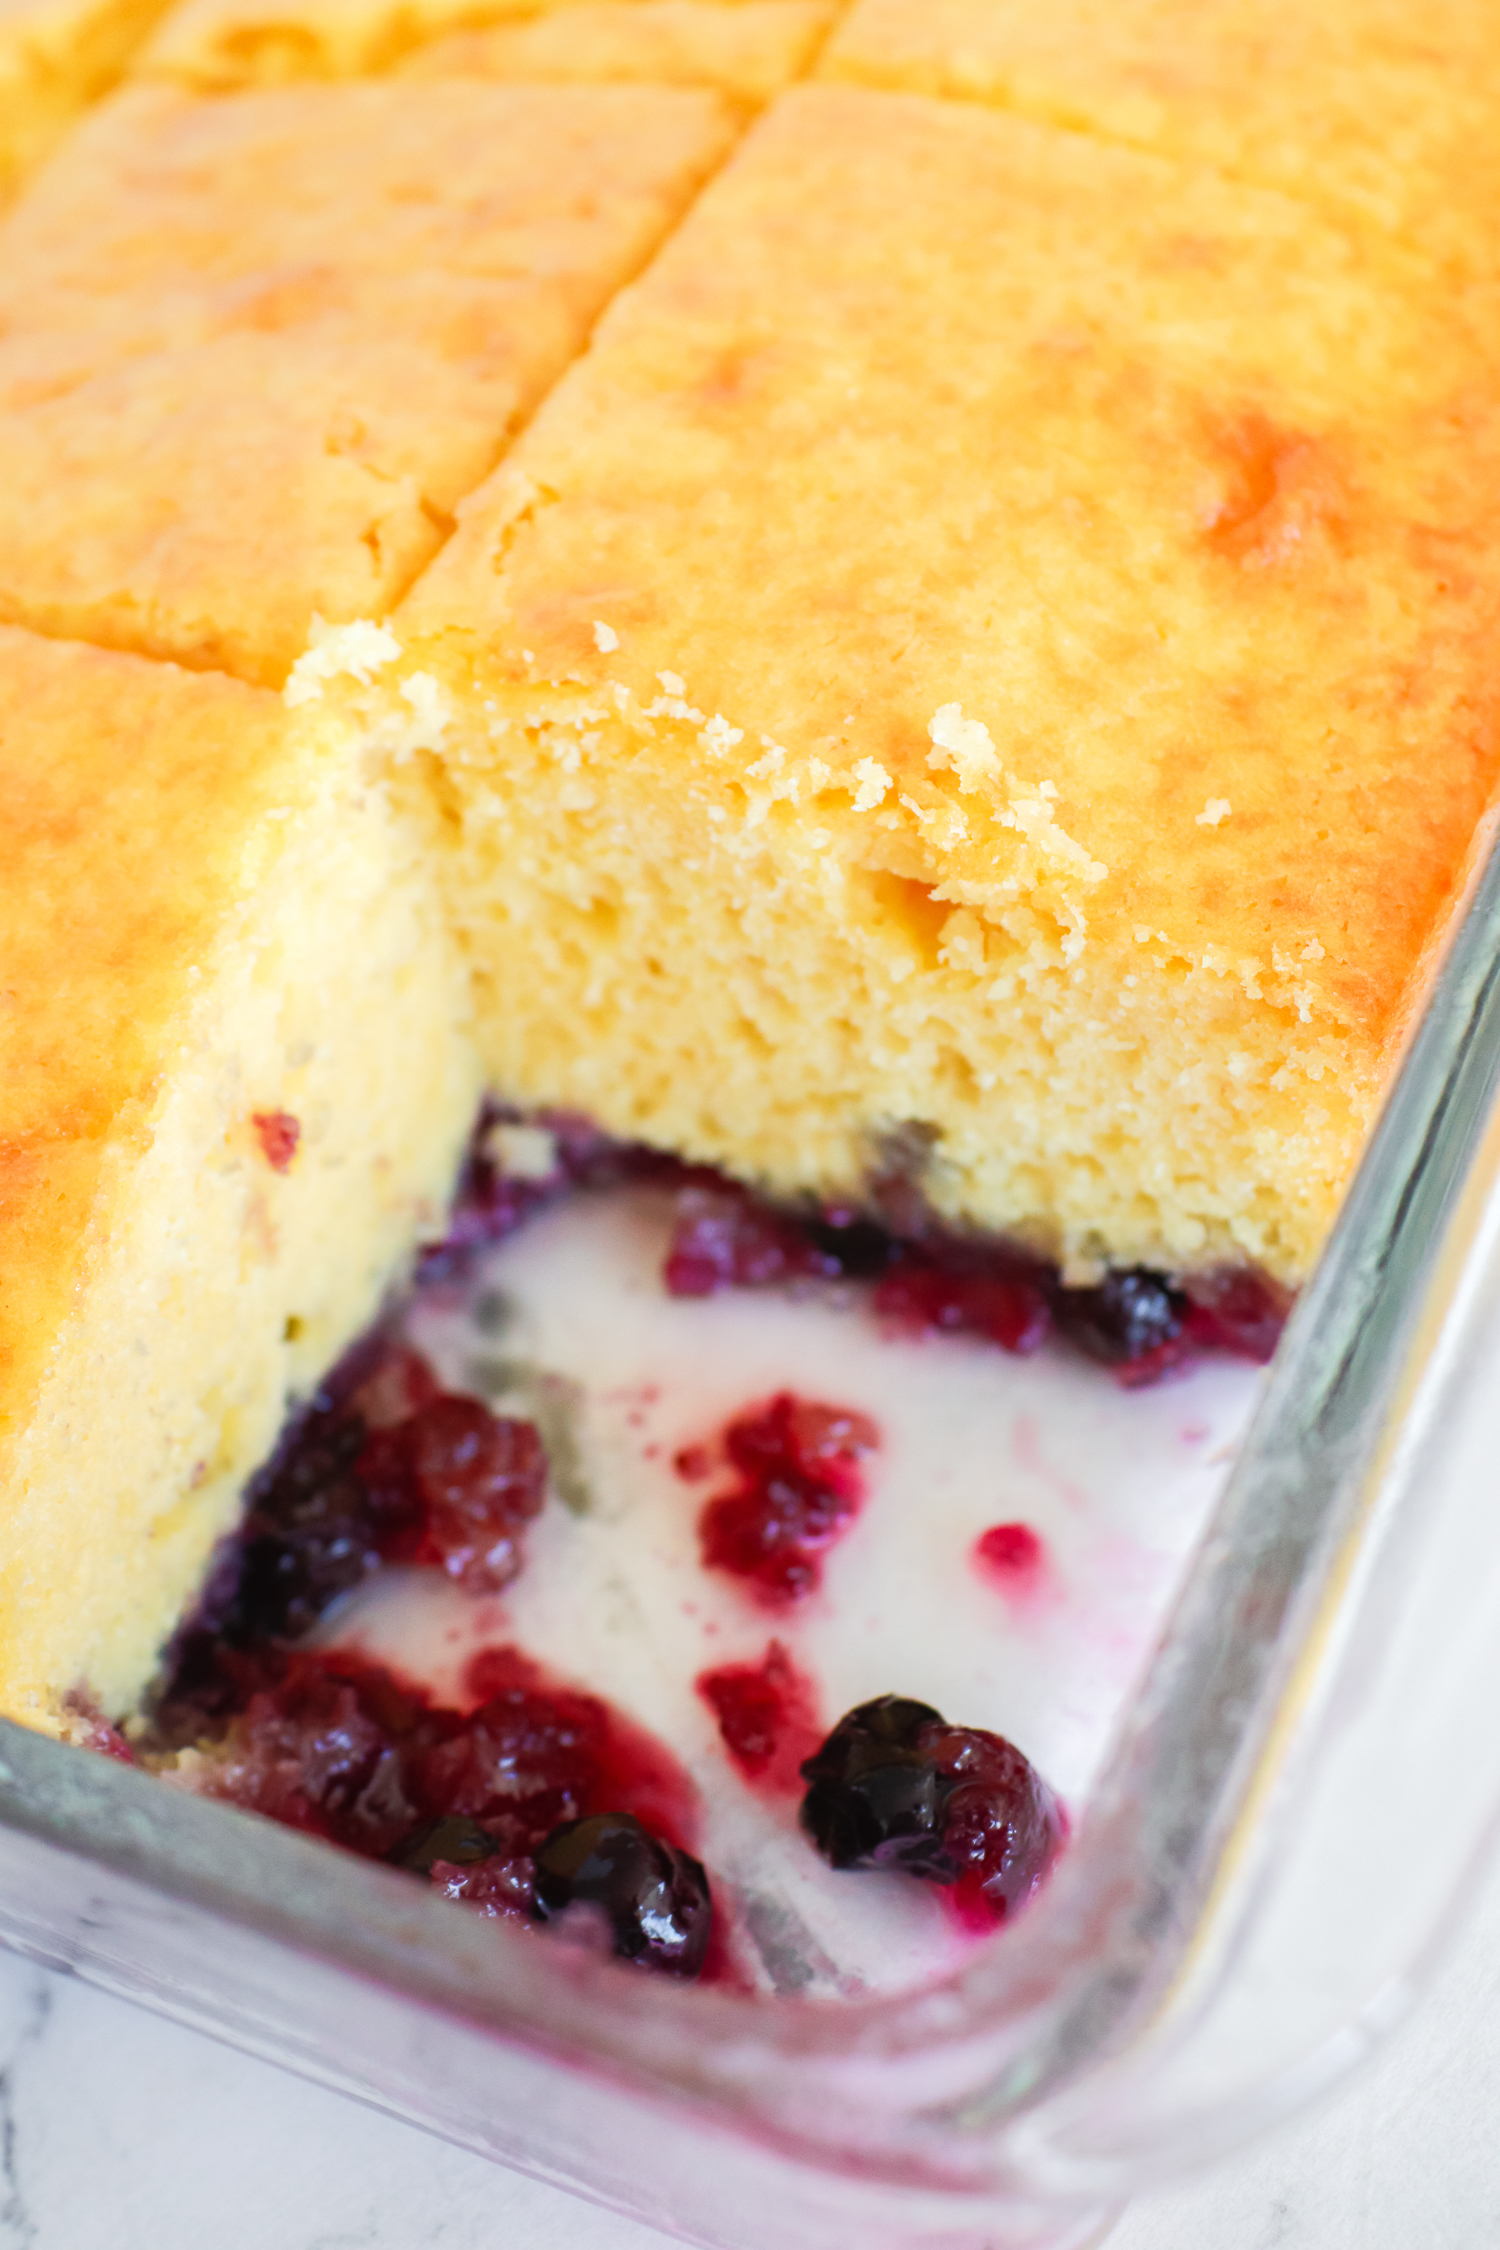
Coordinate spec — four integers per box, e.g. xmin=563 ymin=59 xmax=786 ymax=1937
xmin=234 ymin=1517 xmax=380 ymax=1641
xmin=799 ymin=1696 xmax=1064 ymax=1920
xmin=798 ymin=1695 xmax=954 ymax=1877
xmin=398 ymin=1814 xmax=502 ymax=1876
xmin=533 ymin=1812 xmax=712 ymax=1977
xmin=1052 ymin=1268 xmax=1186 ymax=1365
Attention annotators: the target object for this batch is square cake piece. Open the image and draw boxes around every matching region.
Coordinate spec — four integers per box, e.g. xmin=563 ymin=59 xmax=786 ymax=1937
xmin=0 ymin=79 xmax=736 ymax=684
xmin=376 ymin=83 xmax=1500 ymax=1290
xmin=0 ymin=624 xmax=479 ymax=1730
xmin=820 ymin=0 xmax=1500 ymax=279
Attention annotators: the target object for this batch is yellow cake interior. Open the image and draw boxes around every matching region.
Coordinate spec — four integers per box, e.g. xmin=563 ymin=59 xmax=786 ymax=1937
xmin=0 ymin=626 xmax=479 ymax=1723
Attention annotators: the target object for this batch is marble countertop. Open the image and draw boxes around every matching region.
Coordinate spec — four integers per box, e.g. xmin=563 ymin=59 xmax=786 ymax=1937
xmin=2 ymin=1832 xmax=1497 ymax=2249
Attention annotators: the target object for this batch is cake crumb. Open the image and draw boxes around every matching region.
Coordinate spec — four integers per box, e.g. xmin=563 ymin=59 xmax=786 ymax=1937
xmin=484 ymin=1120 xmax=558 ymax=1180
xmin=1196 ymin=798 xmax=1233 ymax=827
xmin=400 ymin=670 xmax=452 ymax=743
xmin=284 ymin=616 xmax=401 ymax=707
xmin=851 ymin=757 xmax=892 ymax=810
xmin=592 ymin=620 xmax=620 ymax=653
xmin=926 ymin=702 xmax=1002 ymax=791
xmin=701 ymin=714 xmax=744 ymax=757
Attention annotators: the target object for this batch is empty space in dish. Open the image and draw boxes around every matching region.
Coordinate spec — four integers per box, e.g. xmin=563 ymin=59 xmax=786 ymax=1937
xmin=317 ymin=1184 xmax=1262 ymax=1999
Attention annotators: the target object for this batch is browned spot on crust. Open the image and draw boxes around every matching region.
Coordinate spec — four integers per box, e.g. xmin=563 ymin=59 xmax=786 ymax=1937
xmin=1203 ymin=411 xmax=1345 ymax=567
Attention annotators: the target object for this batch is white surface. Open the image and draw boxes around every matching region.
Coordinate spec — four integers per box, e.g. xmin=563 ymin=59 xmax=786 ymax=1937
xmin=0 ymin=1844 xmax=1494 ymax=2248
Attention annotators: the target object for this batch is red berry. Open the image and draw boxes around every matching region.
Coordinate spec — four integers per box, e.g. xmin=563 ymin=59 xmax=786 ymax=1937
xmin=876 ymin=1262 xmax=1051 ymax=1354
xmin=358 ymin=1395 xmax=547 ymax=1589
xmin=1182 ymin=1268 xmax=1289 ymax=1363
xmin=696 ymin=1640 xmax=822 ymax=1792
xmin=251 ymin=1109 xmax=301 ymax=1173
xmin=974 ymin=1522 xmax=1043 ymax=1583
xmin=696 ymin=1392 xmax=878 ymax=1605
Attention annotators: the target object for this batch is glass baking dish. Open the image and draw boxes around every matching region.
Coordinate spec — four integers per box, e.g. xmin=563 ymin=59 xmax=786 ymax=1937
xmin=3 ymin=818 xmax=1500 ymax=2250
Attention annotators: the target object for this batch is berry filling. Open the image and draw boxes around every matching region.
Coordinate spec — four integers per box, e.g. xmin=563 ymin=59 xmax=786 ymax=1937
xmin=418 ymin=1103 xmax=1286 ymax=1383
xmin=153 ymin=1638 xmax=712 ymax=1973
xmin=1049 ymin=1267 xmax=1188 ymax=1373
xmin=874 ymin=1258 xmax=1052 ymax=1356
xmin=696 ymin=1639 xmax=822 ymax=1793
xmin=799 ymin=1694 xmax=1064 ymax=1924
xmin=664 ymin=1182 xmax=896 ymax=1297
xmin=695 ymin=1392 xmax=879 ymax=1605
xmin=198 ymin=1343 xmax=546 ymax=1647
xmin=973 ymin=1521 xmax=1045 ymax=1588
xmin=252 ymin=1108 xmax=301 ymax=1173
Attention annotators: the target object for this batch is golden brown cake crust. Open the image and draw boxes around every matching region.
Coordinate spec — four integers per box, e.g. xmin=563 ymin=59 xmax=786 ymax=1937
xmin=0 ymin=626 xmax=288 ymax=1435
xmin=0 ymin=80 xmax=737 ymax=683
xmin=820 ymin=0 xmax=1500 ymax=278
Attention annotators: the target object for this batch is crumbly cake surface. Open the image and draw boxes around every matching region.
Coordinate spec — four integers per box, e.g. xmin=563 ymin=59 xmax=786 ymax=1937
xmin=820 ymin=0 xmax=1500 ymax=278
xmin=0 ymin=79 xmax=736 ymax=683
xmin=0 ymin=623 xmax=479 ymax=1727
xmin=387 ymin=83 xmax=1500 ymax=1285
xmin=397 ymin=1 xmax=833 ymax=102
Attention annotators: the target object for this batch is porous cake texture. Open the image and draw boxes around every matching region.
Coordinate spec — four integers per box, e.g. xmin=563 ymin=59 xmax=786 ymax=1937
xmin=821 ymin=0 xmax=1500 ymax=280
xmin=380 ymin=83 xmax=1500 ymax=1289
xmin=0 ymin=78 xmax=736 ymax=684
xmin=0 ymin=625 xmax=479 ymax=1729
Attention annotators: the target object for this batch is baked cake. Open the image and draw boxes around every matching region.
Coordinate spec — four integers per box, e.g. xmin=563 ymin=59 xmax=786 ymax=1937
xmin=378 ymin=81 xmax=1500 ymax=1287
xmin=821 ymin=0 xmax=1500 ymax=280
xmin=0 ymin=0 xmax=1497 ymax=1732
xmin=0 ymin=76 xmax=736 ymax=681
xmin=0 ymin=624 xmax=476 ymax=1724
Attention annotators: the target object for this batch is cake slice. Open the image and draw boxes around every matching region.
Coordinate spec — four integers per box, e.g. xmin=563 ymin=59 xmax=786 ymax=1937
xmin=820 ymin=0 xmax=1500 ymax=279
xmin=360 ymin=83 xmax=1500 ymax=1290
xmin=0 ymin=79 xmax=736 ymax=684
xmin=0 ymin=624 xmax=478 ymax=1730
